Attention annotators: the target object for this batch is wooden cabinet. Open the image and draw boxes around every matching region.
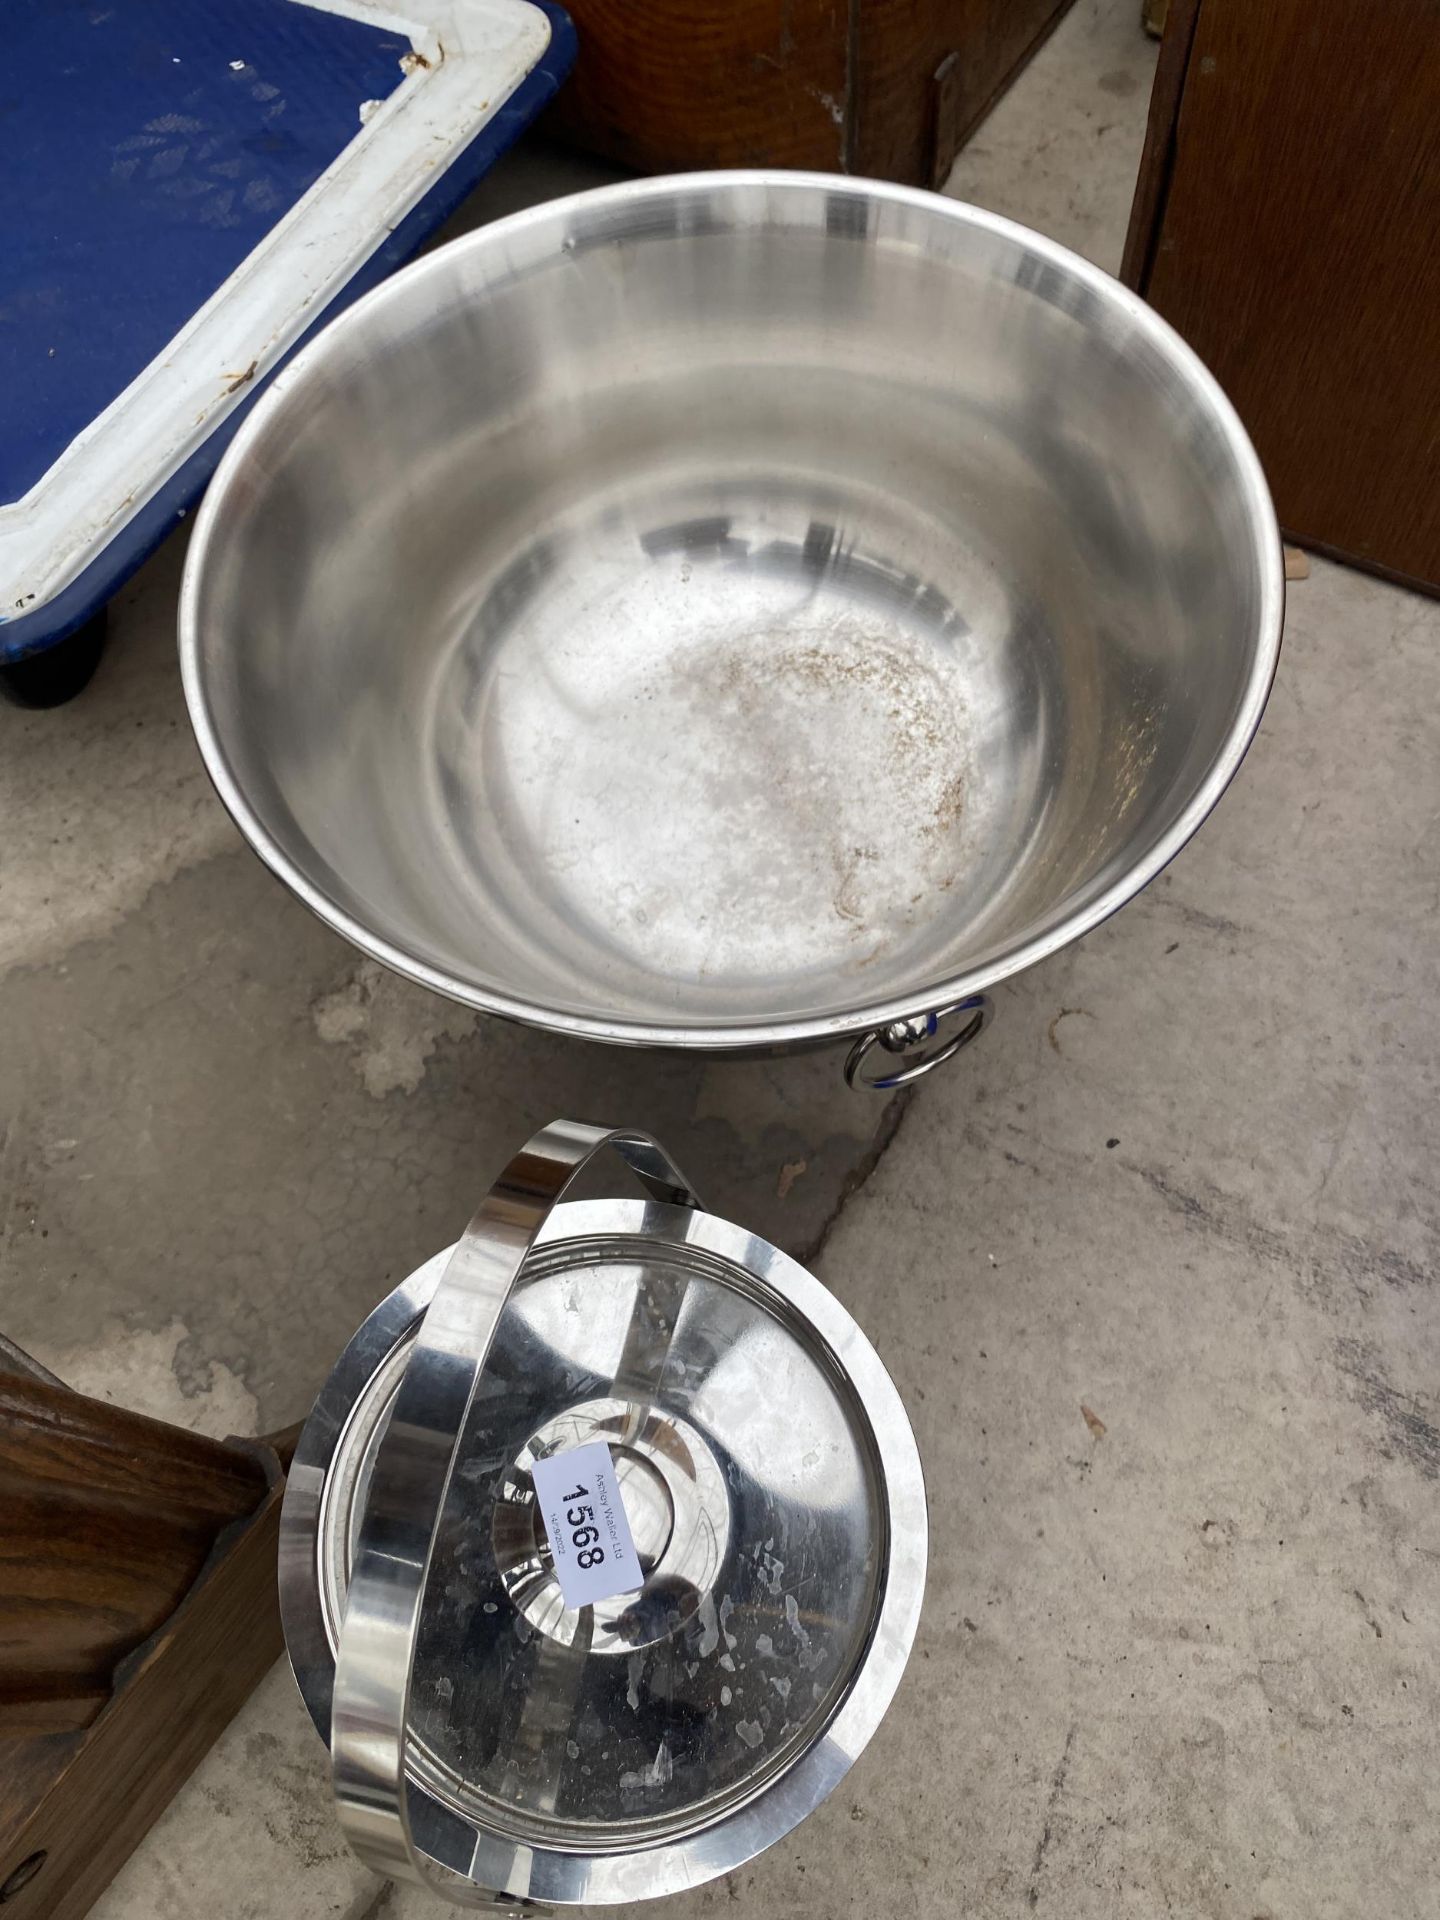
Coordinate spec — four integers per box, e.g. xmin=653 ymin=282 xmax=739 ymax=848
xmin=550 ymin=0 xmax=1078 ymax=189
xmin=0 ymin=1347 xmax=290 ymax=1920
xmin=1124 ymin=0 xmax=1440 ymax=592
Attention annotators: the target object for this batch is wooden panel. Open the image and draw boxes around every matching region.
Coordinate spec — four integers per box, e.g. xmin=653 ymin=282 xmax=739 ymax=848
xmin=549 ymin=0 xmax=850 ymax=174
xmin=548 ymin=0 xmax=1077 ymax=186
xmin=0 ymin=1470 xmax=286 ymax=1920
xmin=1135 ymin=0 xmax=1440 ymax=588
xmin=0 ymin=1374 xmax=269 ymax=1733
xmin=0 ymin=1373 xmax=267 ymax=1514
xmin=853 ymin=0 xmax=1076 ymax=189
xmin=1119 ymin=0 xmax=1201 ymax=289
xmin=0 ymin=1367 xmax=304 ymax=1917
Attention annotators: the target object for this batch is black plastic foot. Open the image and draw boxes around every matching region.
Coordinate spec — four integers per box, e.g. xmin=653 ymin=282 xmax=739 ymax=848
xmin=0 ymin=609 xmax=107 ymax=708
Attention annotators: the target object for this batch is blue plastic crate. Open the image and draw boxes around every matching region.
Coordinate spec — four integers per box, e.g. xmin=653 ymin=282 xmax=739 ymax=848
xmin=0 ymin=0 xmax=575 ymax=666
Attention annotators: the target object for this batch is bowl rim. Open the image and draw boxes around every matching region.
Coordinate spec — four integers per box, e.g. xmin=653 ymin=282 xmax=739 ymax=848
xmin=179 ymin=169 xmax=1285 ymax=1052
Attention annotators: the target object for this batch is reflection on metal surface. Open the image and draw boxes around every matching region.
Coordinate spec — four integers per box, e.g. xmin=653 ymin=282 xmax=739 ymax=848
xmin=181 ymin=172 xmax=1282 ymax=1063
xmin=279 ymin=1136 xmax=926 ymax=1905
xmin=491 ymin=1397 xmax=730 ymax=1656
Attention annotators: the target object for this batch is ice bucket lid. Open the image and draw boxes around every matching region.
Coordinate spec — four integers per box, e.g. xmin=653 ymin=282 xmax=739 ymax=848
xmin=279 ymin=1123 xmax=925 ymax=1907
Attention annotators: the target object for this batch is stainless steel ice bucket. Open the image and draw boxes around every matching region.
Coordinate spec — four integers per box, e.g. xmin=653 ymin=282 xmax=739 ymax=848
xmin=181 ymin=173 xmax=1282 ymax=1085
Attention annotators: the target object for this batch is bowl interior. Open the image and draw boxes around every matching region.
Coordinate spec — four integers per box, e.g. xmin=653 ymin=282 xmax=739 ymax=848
xmin=185 ymin=176 xmax=1278 ymax=1039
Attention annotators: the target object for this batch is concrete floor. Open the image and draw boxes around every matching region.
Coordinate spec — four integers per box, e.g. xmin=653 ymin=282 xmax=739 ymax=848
xmin=3 ymin=0 xmax=1438 ymax=1913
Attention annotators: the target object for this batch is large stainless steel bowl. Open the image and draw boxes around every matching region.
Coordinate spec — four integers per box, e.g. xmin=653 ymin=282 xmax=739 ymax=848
xmin=181 ymin=173 xmax=1282 ymax=1080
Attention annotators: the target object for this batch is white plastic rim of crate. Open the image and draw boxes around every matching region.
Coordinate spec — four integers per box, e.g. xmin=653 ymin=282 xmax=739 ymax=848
xmin=0 ymin=0 xmax=552 ymax=625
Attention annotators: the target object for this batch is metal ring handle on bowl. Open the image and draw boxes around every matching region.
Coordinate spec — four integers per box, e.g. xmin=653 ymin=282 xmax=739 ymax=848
xmin=329 ymin=1120 xmax=702 ymax=1908
xmin=844 ymin=994 xmax=994 ymax=1091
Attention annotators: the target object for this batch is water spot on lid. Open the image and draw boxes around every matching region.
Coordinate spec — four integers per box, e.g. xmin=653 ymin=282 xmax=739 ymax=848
xmin=694 ymin=1590 xmax=720 ymax=1657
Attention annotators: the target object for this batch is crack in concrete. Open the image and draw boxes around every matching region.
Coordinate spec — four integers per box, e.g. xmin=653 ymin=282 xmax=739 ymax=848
xmin=346 ymin=1881 xmax=393 ymax=1920
xmin=1026 ymin=1721 xmax=1077 ymax=1906
xmin=795 ymin=1085 xmax=913 ymax=1269
xmin=1133 ymin=1163 xmax=1434 ymax=1299
xmin=1334 ymin=1337 xmax=1440 ymax=1480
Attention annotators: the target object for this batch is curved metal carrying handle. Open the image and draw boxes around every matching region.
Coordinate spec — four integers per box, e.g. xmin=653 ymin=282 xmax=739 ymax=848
xmin=330 ymin=1121 xmax=702 ymax=1907
xmin=844 ymin=994 xmax=994 ymax=1091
